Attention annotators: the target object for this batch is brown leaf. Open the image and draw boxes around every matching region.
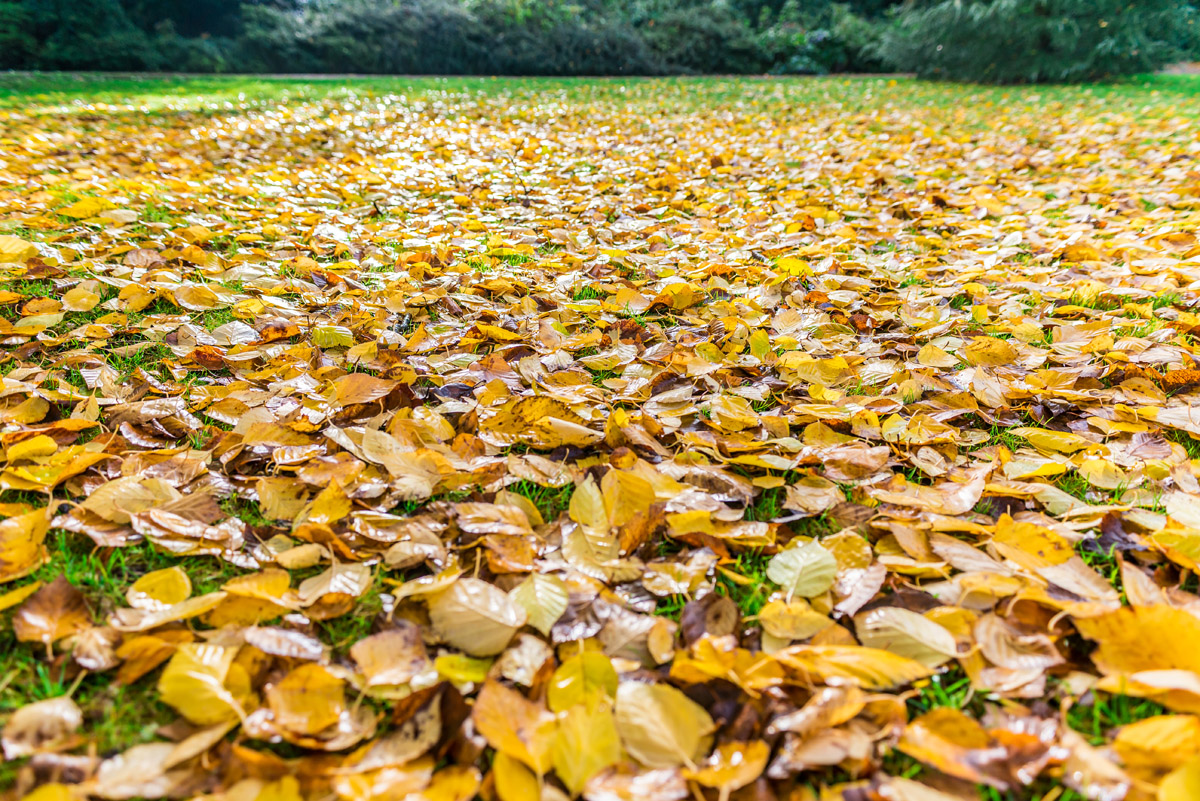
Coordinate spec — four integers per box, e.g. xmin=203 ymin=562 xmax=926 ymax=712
xmin=13 ymin=576 xmax=90 ymax=650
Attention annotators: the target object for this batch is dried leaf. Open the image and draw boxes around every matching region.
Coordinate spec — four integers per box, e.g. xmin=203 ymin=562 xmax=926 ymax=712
xmin=614 ymin=681 xmax=714 ymax=769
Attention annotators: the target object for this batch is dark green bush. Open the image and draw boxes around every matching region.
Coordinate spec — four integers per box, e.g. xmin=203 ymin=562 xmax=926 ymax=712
xmin=636 ymin=1 xmax=765 ymax=73
xmin=753 ymin=2 xmax=884 ymax=74
xmin=236 ymin=5 xmax=323 ymax=74
xmin=472 ymin=0 xmax=659 ymax=75
xmin=303 ymin=0 xmax=487 ymax=75
xmin=0 ymin=2 xmax=36 ymax=69
xmin=877 ymin=0 xmax=1198 ymax=84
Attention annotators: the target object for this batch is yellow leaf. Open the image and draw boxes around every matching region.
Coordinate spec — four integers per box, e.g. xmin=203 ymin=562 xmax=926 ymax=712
xmin=59 ymin=197 xmax=116 ymax=219
xmin=493 ymin=752 xmax=539 ymax=801
xmin=428 ymin=577 xmax=526 ymax=657
xmin=771 ymin=644 xmax=934 ymax=690
xmin=855 ymin=607 xmax=960 ymax=668
xmin=776 ymin=257 xmax=812 ymax=276
xmin=683 ymin=740 xmax=769 ymax=792
xmin=471 ymin=680 xmax=556 ymax=774
xmin=757 ymin=599 xmax=832 ymax=641
xmin=553 ymin=703 xmax=621 ymax=796
xmin=1160 ymin=755 xmax=1200 ymax=801
xmin=0 ymin=235 xmax=37 ymax=263
xmin=434 ymin=654 xmax=493 ymax=684
xmin=61 ymin=285 xmax=100 ymax=312
xmin=18 ymin=784 xmax=73 ymax=801
xmin=614 ymin=681 xmax=714 ymax=769
xmin=960 ymin=336 xmax=1017 ymax=367
xmin=0 ymin=581 xmax=41 ymax=613
xmin=157 ymin=643 xmax=243 ymax=725
xmin=766 ymin=540 xmax=837 ymax=601
xmin=1012 ymin=427 xmax=1102 ymax=455
xmin=474 ymin=323 xmax=524 ymax=342
xmin=509 ymin=573 xmax=569 ymax=637
xmin=419 ymin=766 xmax=481 ymax=801
xmin=1113 ymin=715 xmax=1200 ymax=780
xmin=304 ymin=480 xmax=353 ymax=526
xmin=312 ymin=325 xmax=354 ymax=348
xmin=0 ymin=508 xmax=51 ymax=583
xmin=917 ymin=342 xmax=959 ymax=368
xmin=267 ymin=664 xmax=346 ymax=735
xmin=6 ymin=435 xmax=57 ymax=463
xmin=127 ymin=567 xmax=192 ymax=609
xmin=1075 ymin=606 xmax=1200 ymax=677
xmin=547 ymin=651 xmax=618 ymax=713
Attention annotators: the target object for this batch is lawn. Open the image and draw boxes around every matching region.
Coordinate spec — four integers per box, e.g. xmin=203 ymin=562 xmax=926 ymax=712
xmin=2 ymin=72 xmax=1200 ymax=801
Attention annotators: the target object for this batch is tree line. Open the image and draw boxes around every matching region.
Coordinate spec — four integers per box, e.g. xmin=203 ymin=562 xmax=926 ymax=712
xmin=1 ymin=0 xmax=1197 ymax=83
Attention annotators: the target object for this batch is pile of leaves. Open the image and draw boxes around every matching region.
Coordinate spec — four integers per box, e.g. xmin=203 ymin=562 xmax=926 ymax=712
xmin=2 ymin=76 xmax=1200 ymax=801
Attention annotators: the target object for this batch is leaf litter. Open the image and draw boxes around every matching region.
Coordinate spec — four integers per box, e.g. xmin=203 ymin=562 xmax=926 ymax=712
xmin=1 ymin=76 xmax=1200 ymax=801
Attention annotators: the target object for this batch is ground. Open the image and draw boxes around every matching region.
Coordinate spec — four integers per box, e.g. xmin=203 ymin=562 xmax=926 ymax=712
xmin=1 ymin=73 xmax=1200 ymax=801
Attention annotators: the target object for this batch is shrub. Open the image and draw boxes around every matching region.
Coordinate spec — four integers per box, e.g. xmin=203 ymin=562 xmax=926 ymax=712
xmin=755 ymin=2 xmax=884 ymax=74
xmin=636 ymin=1 xmax=765 ymax=73
xmin=0 ymin=2 xmax=36 ymax=69
xmin=24 ymin=0 xmax=157 ymax=70
xmin=876 ymin=0 xmax=1199 ymax=84
xmin=304 ymin=0 xmax=488 ymax=75
xmin=236 ymin=5 xmax=324 ymax=74
xmin=472 ymin=0 xmax=659 ymax=75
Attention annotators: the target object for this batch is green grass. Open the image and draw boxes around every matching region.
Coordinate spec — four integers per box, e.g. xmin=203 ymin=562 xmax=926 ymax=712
xmin=745 ymin=486 xmax=787 ymax=522
xmin=1053 ymin=472 xmax=1092 ymax=501
xmin=1078 ymin=543 xmax=1124 ymax=597
xmin=588 ymin=368 xmax=619 ymax=386
xmin=506 ymin=480 xmax=575 ymax=521
xmin=220 ymin=497 xmax=272 ymax=528
xmin=0 ymin=534 xmax=232 ymax=785
xmin=0 ymin=488 xmax=52 ymax=512
xmin=199 ymin=306 xmax=239 ymax=331
xmin=1053 ymin=472 xmax=1125 ymax=505
xmin=107 ymin=343 xmax=173 ymax=380
xmin=653 ymin=593 xmax=688 ymax=621
xmin=572 ymin=286 xmax=603 ymax=302
xmin=1066 ymin=692 xmax=1167 ymax=746
xmin=1151 ymin=291 xmax=1183 ymax=310
xmin=905 ymin=666 xmax=985 ymax=719
xmin=314 ymin=571 xmax=386 ymax=651
xmin=0 ymin=667 xmax=171 ymax=787
xmin=141 ymin=202 xmax=176 ymax=223
xmin=617 ymin=307 xmax=652 ymax=326
xmin=393 ymin=488 xmax=476 ymax=516
xmin=716 ymin=550 xmax=772 ymax=618
xmin=1 ymin=278 xmax=56 ymax=299
xmin=1062 ymin=292 xmax=1121 ymax=311
xmin=978 ymin=426 xmax=1026 ymax=453
xmin=25 ymin=530 xmax=245 ymax=607
xmin=1121 ymin=318 xmax=1164 ymax=338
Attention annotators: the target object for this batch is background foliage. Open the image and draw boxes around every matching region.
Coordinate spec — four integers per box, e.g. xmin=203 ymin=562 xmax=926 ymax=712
xmin=875 ymin=0 xmax=1200 ymax=84
xmin=0 ymin=1 xmax=1198 ymax=86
